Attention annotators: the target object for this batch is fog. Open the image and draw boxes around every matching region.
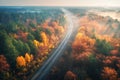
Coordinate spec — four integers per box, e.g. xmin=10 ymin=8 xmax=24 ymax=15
xmin=88 ymin=9 xmax=120 ymax=21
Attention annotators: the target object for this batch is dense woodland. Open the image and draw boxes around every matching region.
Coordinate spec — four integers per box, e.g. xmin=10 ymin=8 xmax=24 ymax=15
xmin=0 ymin=7 xmax=66 ymax=80
xmin=45 ymin=8 xmax=120 ymax=80
xmin=1 ymin=7 xmax=120 ymax=80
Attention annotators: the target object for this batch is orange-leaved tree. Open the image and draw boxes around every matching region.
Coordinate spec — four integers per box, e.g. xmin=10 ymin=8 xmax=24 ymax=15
xmin=101 ymin=67 xmax=118 ymax=80
xmin=16 ymin=56 xmax=26 ymax=67
xmin=0 ymin=55 xmax=10 ymax=72
xmin=72 ymin=32 xmax=95 ymax=53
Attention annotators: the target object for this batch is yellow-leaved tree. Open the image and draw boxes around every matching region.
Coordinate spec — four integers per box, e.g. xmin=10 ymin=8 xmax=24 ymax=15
xmin=25 ymin=53 xmax=31 ymax=63
xmin=33 ymin=40 xmax=39 ymax=47
xmin=25 ymin=53 xmax=33 ymax=63
xmin=58 ymin=26 xmax=64 ymax=34
xmin=40 ymin=32 xmax=48 ymax=46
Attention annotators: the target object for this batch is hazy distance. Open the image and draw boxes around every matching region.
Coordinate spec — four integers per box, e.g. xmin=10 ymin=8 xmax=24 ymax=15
xmin=0 ymin=0 xmax=120 ymax=7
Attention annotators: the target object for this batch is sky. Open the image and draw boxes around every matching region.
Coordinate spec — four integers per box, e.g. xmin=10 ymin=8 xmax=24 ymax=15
xmin=0 ymin=0 xmax=120 ymax=7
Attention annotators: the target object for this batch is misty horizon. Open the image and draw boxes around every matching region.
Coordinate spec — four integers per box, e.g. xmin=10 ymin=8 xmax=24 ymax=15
xmin=0 ymin=0 xmax=120 ymax=7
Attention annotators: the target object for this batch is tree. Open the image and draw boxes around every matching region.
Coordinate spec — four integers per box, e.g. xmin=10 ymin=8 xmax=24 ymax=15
xmin=0 ymin=55 xmax=10 ymax=80
xmin=23 ymin=43 xmax=30 ymax=54
xmin=33 ymin=29 xmax=42 ymax=42
xmin=58 ymin=26 xmax=64 ymax=34
xmin=27 ymin=40 xmax=37 ymax=55
xmin=0 ymin=30 xmax=19 ymax=68
xmin=16 ymin=56 xmax=26 ymax=67
xmin=33 ymin=40 xmax=40 ymax=48
xmin=0 ymin=55 xmax=10 ymax=72
xmin=40 ymin=32 xmax=48 ymax=46
xmin=45 ymin=28 xmax=52 ymax=36
xmin=25 ymin=53 xmax=31 ymax=63
xmin=29 ymin=23 xmax=36 ymax=28
xmin=72 ymin=32 xmax=95 ymax=53
xmin=6 ymin=21 xmax=18 ymax=33
xmin=59 ymin=16 xmax=66 ymax=26
xmin=101 ymin=67 xmax=118 ymax=80
xmin=27 ymin=33 xmax=35 ymax=40
xmin=95 ymin=39 xmax=113 ymax=55
xmin=64 ymin=71 xmax=77 ymax=80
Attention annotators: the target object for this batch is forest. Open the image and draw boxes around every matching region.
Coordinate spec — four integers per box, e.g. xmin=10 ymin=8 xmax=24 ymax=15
xmin=44 ymin=8 xmax=120 ymax=80
xmin=0 ymin=7 xmax=120 ymax=80
xmin=0 ymin=7 xmax=66 ymax=80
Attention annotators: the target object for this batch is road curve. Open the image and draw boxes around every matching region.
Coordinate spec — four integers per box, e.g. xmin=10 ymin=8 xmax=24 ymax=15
xmin=31 ymin=9 xmax=74 ymax=80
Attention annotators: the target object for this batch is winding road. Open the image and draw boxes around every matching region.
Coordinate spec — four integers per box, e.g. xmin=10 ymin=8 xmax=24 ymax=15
xmin=31 ymin=9 xmax=77 ymax=80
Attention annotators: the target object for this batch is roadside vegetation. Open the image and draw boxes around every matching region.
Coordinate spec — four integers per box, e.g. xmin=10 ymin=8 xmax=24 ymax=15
xmin=0 ymin=7 xmax=66 ymax=80
xmin=46 ymin=8 xmax=120 ymax=80
xmin=1 ymin=7 xmax=120 ymax=80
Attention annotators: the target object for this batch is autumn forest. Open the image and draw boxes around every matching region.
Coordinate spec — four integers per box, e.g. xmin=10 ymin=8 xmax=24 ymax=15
xmin=0 ymin=7 xmax=120 ymax=80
